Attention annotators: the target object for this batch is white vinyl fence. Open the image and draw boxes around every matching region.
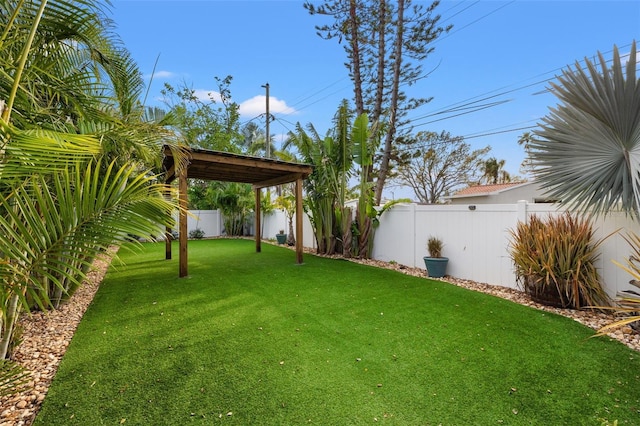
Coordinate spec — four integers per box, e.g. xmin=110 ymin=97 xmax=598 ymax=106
xmin=182 ymin=202 xmax=640 ymax=298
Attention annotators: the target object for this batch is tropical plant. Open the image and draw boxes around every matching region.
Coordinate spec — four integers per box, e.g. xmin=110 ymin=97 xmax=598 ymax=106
xmin=161 ymin=76 xmax=242 ymax=153
xmin=480 ymin=157 xmax=511 ymax=185
xmin=0 ymin=0 xmax=181 ymax=366
xmin=284 ymin=101 xmax=354 ymax=256
xmin=517 ymin=131 xmax=537 ymax=177
xmin=259 ymin=189 xmax=276 ymax=236
xmin=427 ymin=236 xmax=444 ymax=258
xmin=189 ymin=228 xmax=205 ymax=239
xmin=239 ymin=121 xmax=277 ymax=158
xmin=208 ymin=182 xmax=254 ymax=236
xmin=509 ymin=213 xmax=610 ymax=309
xmin=352 ymin=112 xmax=378 ymax=258
xmin=596 ymin=232 xmax=640 ymax=335
xmin=275 ymin=185 xmax=296 ymax=246
xmin=0 ymin=360 xmax=28 ymax=397
xmin=530 ymin=42 xmax=640 ymax=217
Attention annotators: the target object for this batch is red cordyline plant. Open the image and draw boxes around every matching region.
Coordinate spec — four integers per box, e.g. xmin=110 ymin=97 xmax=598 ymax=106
xmin=509 ymin=213 xmax=611 ymax=310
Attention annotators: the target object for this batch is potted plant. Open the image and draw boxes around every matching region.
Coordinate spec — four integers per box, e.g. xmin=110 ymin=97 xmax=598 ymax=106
xmin=423 ymin=236 xmax=448 ymax=278
xmin=275 ymin=229 xmax=287 ymax=245
xmin=275 ymin=187 xmax=296 ymax=246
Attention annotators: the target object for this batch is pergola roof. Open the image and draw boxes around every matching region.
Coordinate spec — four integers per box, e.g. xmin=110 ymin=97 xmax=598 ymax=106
xmin=162 ymin=146 xmax=313 ymax=188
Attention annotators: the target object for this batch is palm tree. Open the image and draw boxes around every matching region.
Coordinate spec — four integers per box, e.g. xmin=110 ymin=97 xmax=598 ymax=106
xmin=517 ymin=132 xmax=537 ymax=177
xmin=0 ymin=0 xmax=181 ymax=362
xmin=208 ymin=182 xmax=254 ymax=236
xmin=239 ymin=121 xmax=277 ymax=158
xmin=481 ymin=157 xmax=511 ymax=185
xmin=531 ymin=42 xmax=640 ymax=217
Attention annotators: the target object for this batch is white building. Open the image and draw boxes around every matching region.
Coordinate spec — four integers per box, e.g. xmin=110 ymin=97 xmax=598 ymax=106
xmin=445 ymin=181 xmax=557 ymax=205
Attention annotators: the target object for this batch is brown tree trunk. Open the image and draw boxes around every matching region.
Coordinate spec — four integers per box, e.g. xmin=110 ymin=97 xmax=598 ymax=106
xmin=342 ymin=207 xmax=353 ymax=258
xmin=349 ymin=0 xmax=365 ymax=116
xmin=374 ymin=0 xmax=404 ymax=205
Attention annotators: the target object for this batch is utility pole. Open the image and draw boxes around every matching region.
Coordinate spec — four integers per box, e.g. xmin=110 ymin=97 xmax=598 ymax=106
xmin=262 ymin=83 xmax=270 ymax=158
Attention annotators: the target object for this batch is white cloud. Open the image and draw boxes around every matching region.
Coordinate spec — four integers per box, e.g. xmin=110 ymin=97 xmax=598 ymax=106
xmin=152 ymin=70 xmax=175 ymax=79
xmin=193 ymin=89 xmax=223 ymax=103
xmin=239 ymin=95 xmax=298 ymax=117
xmin=143 ymin=70 xmax=176 ymax=81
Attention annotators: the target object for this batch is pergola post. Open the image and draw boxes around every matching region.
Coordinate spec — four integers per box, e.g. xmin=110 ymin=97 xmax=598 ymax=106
xmin=255 ymin=187 xmax=262 ymax=253
xmin=295 ymin=178 xmax=304 ymax=264
xmin=165 ymin=225 xmax=172 ymax=260
xmin=165 ymin=186 xmax=173 ymax=260
xmin=179 ymin=170 xmax=188 ymax=277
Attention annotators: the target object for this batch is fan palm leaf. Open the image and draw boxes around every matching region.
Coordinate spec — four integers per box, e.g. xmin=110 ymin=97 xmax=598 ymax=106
xmin=531 ymin=41 xmax=640 ymax=217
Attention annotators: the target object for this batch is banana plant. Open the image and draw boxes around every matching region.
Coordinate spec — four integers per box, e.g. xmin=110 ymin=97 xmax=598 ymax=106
xmin=351 ymin=113 xmax=379 ymax=258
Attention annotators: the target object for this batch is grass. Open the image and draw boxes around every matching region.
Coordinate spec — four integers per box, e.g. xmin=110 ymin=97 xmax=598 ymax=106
xmin=35 ymin=239 xmax=640 ymax=425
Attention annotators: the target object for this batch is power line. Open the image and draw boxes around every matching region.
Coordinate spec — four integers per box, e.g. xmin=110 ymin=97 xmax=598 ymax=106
xmin=435 ymin=0 xmax=516 ymax=44
xmin=405 ymin=43 xmax=636 ymax=130
xmin=463 ymin=125 xmax=538 ymax=140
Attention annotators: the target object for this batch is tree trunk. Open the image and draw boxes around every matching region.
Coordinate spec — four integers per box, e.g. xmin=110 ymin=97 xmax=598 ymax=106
xmin=372 ymin=0 xmax=386 ymax=123
xmin=287 ymin=216 xmax=296 ymax=246
xmin=358 ymin=215 xmax=372 ymax=259
xmin=375 ymin=0 xmax=404 ymax=205
xmin=342 ymin=207 xmax=353 ymax=258
xmin=0 ymin=292 xmax=21 ymax=360
xmin=349 ymin=0 xmax=365 ymax=116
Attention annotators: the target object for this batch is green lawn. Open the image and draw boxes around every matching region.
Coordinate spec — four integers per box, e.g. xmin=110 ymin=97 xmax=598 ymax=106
xmin=35 ymin=239 xmax=640 ymax=425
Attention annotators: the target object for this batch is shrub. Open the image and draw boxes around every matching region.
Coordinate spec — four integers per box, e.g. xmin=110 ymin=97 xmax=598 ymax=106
xmin=189 ymin=228 xmax=205 ymax=240
xmin=427 ymin=236 xmax=443 ymax=258
xmin=597 ymin=233 xmax=640 ymax=334
xmin=509 ymin=213 xmax=610 ymax=309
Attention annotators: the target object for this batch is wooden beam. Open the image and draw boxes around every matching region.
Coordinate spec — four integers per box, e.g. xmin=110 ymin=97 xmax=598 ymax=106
xmin=255 ymin=187 xmax=261 ymax=253
xmin=179 ymin=171 xmax=188 ymax=277
xmin=253 ymin=173 xmax=305 ymax=189
xmin=164 ymin=163 xmax=176 ymax=184
xmin=295 ymin=178 xmax=304 ymax=264
xmin=188 ymin=151 xmax=312 ymax=174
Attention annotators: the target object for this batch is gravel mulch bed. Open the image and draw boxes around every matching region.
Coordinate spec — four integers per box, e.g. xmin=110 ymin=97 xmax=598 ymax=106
xmin=0 ymin=248 xmax=116 ymax=426
xmin=1 ymin=242 xmax=638 ymax=426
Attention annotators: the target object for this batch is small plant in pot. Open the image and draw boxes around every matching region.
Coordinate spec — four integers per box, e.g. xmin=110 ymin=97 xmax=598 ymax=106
xmin=275 ymin=229 xmax=287 ymax=245
xmin=424 ymin=236 xmax=448 ymax=278
xmin=275 ymin=187 xmax=296 ymax=246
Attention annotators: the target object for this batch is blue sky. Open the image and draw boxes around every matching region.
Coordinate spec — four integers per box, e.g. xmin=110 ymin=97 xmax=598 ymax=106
xmin=111 ymin=0 xmax=639 ymax=185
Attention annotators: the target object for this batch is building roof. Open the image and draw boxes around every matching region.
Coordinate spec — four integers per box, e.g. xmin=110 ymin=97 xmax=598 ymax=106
xmin=449 ymin=182 xmax=530 ymax=199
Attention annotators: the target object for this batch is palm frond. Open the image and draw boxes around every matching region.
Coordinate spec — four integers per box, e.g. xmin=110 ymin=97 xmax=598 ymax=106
xmin=0 ymin=121 xmax=101 ymax=181
xmin=0 ymin=160 xmax=176 ymax=310
xmin=532 ymin=41 xmax=640 ymax=217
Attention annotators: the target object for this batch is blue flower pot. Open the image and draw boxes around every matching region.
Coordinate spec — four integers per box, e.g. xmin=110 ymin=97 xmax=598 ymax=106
xmin=423 ymin=257 xmax=448 ymax=278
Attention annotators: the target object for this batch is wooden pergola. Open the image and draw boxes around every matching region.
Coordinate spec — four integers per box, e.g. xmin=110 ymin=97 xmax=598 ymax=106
xmin=162 ymin=146 xmax=313 ymax=277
